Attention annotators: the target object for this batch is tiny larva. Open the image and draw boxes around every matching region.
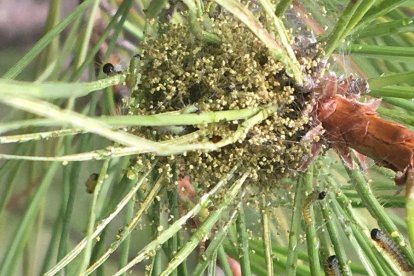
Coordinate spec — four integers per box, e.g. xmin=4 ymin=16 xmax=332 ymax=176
xmin=324 ymin=255 xmax=341 ymax=276
xmin=370 ymin=228 xmax=413 ymax=272
xmin=302 ymin=190 xmax=326 ymax=226
xmin=85 ymin=173 xmax=99 ymax=194
xmin=102 ymin=62 xmax=116 ymax=76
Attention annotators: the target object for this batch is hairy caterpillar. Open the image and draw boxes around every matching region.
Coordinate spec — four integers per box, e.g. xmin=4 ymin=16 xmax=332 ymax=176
xmin=302 ymin=191 xmax=326 ymax=226
xmin=370 ymin=228 xmax=413 ymax=272
xmin=325 ymin=255 xmax=341 ymax=276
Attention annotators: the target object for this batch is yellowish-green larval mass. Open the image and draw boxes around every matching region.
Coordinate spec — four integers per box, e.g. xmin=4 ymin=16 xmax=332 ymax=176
xmin=126 ymin=14 xmax=323 ymax=189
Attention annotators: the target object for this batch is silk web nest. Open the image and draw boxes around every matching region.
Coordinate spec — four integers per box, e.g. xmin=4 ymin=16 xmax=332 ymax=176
xmin=125 ymin=13 xmax=325 ymax=195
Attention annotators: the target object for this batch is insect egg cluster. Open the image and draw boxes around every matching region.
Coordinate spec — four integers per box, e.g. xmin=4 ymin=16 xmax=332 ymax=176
xmin=126 ymin=14 xmax=324 ymax=191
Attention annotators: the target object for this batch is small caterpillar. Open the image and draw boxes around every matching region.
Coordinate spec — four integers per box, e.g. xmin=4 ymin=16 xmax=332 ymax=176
xmin=325 ymin=255 xmax=341 ymax=276
xmin=103 ymin=63 xmax=116 ymax=75
xmin=85 ymin=173 xmax=99 ymax=194
xmin=370 ymin=228 xmax=413 ymax=272
xmin=302 ymin=191 xmax=326 ymax=225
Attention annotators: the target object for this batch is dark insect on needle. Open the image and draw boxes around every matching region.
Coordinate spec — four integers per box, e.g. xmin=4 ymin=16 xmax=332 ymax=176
xmin=103 ymin=63 xmax=116 ymax=75
xmin=85 ymin=173 xmax=99 ymax=194
xmin=325 ymin=255 xmax=341 ymax=276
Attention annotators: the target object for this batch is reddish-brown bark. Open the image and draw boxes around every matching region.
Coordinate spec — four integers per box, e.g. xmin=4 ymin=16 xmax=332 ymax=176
xmin=317 ymin=74 xmax=414 ymax=184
